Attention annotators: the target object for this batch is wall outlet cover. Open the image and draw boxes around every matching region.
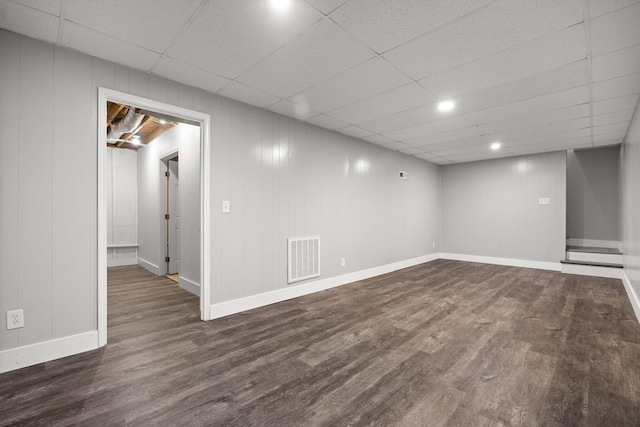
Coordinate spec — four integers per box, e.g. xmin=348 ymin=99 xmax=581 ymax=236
xmin=7 ymin=309 xmax=24 ymax=330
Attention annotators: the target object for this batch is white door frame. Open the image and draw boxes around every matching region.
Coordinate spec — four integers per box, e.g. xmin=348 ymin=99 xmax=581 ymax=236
xmin=98 ymin=87 xmax=212 ymax=347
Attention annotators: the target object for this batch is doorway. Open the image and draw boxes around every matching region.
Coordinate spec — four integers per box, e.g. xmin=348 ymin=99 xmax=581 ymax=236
xmin=98 ymin=88 xmax=212 ymax=348
xmin=165 ymin=155 xmax=180 ymax=281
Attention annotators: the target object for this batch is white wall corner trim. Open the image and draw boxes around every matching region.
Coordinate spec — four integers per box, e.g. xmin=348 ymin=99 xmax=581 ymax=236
xmin=439 ymin=253 xmax=562 ymax=272
xmin=622 ymin=272 xmax=640 ymax=325
xmin=209 ymin=253 xmax=440 ymax=319
xmin=179 ymin=276 xmax=200 ymax=297
xmin=137 ymin=257 xmax=160 ymax=275
xmin=0 ymin=331 xmax=99 ymax=374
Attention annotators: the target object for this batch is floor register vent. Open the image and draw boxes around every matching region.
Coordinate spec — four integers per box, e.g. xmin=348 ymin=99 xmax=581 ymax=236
xmin=288 ymin=236 xmax=320 ymax=283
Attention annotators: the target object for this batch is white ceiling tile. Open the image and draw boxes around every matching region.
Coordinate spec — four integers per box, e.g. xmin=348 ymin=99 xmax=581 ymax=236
xmin=593 ymin=138 xmax=625 ymax=147
xmin=399 ymin=147 xmax=425 ymax=155
xmin=405 ymin=126 xmax=485 ymax=148
xmin=306 ymin=114 xmax=350 ymax=130
xmin=426 ymin=156 xmax=454 ymax=165
xmin=357 ymin=103 xmax=457 ymax=134
xmin=362 ymin=134 xmax=395 ymax=145
xmin=464 ymin=86 xmax=589 ymax=126
xmin=508 ymin=137 xmax=592 ymax=155
xmin=238 ymin=19 xmax=373 ymax=97
xmin=589 ymin=0 xmax=639 ymax=18
xmin=328 ymin=83 xmax=437 ymax=125
xmin=593 ymin=132 xmax=627 ymax=143
xmin=153 ymin=57 xmax=230 ymax=93
xmin=415 ymin=152 xmax=442 ymax=160
xmin=455 ymin=60 xmax=589 ymax=116
xmin=12 ymin=0 xmax=61 ymax=16
xmin=438 ymin=151 xmax=513 ymax=164
xmin=167 ymin=0 xmax=322 ymax=78
xmin=268 ymin=99 xmax=319 ymax=121
xmin=590 ymin=4 xmax=640 ymax=56
xmin=339 ymin=126 xmax=374 ymax=138
xmin=592 ymin=110 xmax=636 ymax=126
xmin=305 ymin=0 xmax=348 ymax=14
xmin=592 ymin=45 xmax=640 ymax=82
xmin=383 ymin=0 xmax=583 ymax=79
xmin=504 ymin=128 xmax=592 ymax=147
xmin=418 ymin=136 xmax=491 ymax=152
xmin=217 ymin=81 xmax=280 ymax=108
xmin=62 ymin=22 xmax=161 ymax=70
xmin=479 ymin=104 xmax=590 ymax=134
xmin=592 ymin=122 xmax=631 ymax=135
xmin=331 ymin=0 xmax=493 ymax=53
xmin=290 ymin=57 xmax=411 ymax=113
xmin=379 ymin=141 xmax=411 ymax=151
xmin=384 ymin=115 xmax=472 ymax=141
xmin=430 ymin=143 xmax=498 ymax=158
xmin=65 ymin=0 xmax=201 ymax=53
xmin=487 ymin=117 xmax=591 ymax=142
xmin=420 ymin=24 xmax=586 ymax=98
xmin=592 ymin=94 xmax=640 ymax=115
xmin=592 ymin=73 xmax=640 ymax=101
xmin=0 ymin=1 xmax=59 ymax=44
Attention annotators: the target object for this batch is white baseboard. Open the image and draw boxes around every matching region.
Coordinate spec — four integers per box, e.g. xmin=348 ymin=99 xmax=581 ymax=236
xmin=208 ymin=253 xmax=440 ymax=319
xmin=179 ymin=276 xmax=200 ymax=296
xmin=439 ymin=253 xmax=561 ymax=272
xmin=566 ymin=238 xmax=622 ymax=250
xmin=0 ymin=331 xmax=99 ymax=374
xmin=622 ymin=271 xmax=640 ymax=324
xmin=137 ymin=257 xmax=160 ymax=275
xmin=107 ymin=258 xmax=138 ymax=267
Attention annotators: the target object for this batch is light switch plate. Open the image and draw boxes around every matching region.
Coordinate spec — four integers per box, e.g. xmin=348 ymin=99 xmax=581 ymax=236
xmin=222 ymin=200 xmax=230 ymax=213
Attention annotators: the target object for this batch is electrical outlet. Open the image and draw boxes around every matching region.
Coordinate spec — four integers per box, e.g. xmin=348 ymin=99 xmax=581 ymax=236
xmin=341 ymin=258 xmax=346 ymax=267
xmin=7 ymin=309 xmax=24 ymax=330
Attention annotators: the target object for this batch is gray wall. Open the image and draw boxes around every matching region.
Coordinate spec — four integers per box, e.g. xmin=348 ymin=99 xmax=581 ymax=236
xmin=0 ymin=31 xmax=440 ymax=352
xmin=137 ymin=123 xmax=201 ymax=286
xmin=567 ymin=146 xmax=620 ymax=242
xmin=441 ymin=152 xmax=566 ymax=263
xmin=622 ymin=105 xmax=640 ymax=308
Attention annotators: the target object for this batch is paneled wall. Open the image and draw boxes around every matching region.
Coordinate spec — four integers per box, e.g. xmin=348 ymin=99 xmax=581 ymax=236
xmin=137 ymin=123 xmax=201 ymax=291
xmin=567 ymin=145 xmax=620 ymax=244
xmin=622 ymin=106 xmax=640 ymax=312
xmin=0 ymin=30 xmax=440 ymax=355
xmin=106 ymin=147 xmax=138 ymax=267
xmin=441 ymin=152 xmax=566 ymax=263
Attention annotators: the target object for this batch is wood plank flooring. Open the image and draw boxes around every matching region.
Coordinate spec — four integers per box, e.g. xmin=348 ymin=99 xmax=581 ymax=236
xmin=2 ymin=260 xmax=640 ymax=426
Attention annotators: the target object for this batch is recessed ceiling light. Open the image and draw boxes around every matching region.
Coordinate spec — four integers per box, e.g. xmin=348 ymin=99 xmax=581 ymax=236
xmin=159 ymin=119 xmax=167 ymax=125
xmin=270 ymin=0 xmax=291 ymax=11
xmin=490 ymin=142 xmax=501 ymax=150
xmin=437 ymin=100 xmax=455 ymax=112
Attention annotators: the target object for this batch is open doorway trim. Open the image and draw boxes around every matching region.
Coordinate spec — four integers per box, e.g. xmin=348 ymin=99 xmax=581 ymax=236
xmin=98 ymin=87 xmax=212 ymax=347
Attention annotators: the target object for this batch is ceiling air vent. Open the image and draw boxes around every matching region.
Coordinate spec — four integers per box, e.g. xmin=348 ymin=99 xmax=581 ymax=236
xmin=288 ymin=236 xmax=320 ymax=284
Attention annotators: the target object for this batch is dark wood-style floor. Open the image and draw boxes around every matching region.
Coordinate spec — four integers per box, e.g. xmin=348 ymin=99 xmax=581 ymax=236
xmin=2 ymin=260 xmax=640 ymax=426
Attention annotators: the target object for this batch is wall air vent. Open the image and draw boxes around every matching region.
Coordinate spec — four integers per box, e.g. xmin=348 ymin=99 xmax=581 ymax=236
xmin=288 ymin=236 xmax=320 ymax=284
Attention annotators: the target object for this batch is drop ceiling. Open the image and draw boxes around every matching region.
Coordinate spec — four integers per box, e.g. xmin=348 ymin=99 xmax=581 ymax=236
xmin=1 ymin=0 xmax=639 ymax=164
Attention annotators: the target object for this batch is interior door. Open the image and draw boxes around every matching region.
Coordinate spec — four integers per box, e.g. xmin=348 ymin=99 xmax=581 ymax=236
xmin=167 ymin=158 xmax=180 ymax=275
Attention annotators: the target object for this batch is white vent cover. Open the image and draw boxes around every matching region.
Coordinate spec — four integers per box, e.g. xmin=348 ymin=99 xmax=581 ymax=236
xmin=288 ymin=236 xmax=320 ymax=284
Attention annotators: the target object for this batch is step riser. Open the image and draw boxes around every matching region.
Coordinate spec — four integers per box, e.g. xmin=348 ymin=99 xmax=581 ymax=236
xmin=561 ymin=263 xmax=624 ymax=279
xmin=566 ymin=251 xmax=623 ymax=264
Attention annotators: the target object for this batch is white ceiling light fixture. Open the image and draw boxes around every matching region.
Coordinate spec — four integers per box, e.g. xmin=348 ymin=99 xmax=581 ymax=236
xmin=437 ymin=100 xmax=455 ymax=112
xmin=270 ymin=0 xmax=291 ymax=12
xmin=490 ymin=142 xmax=501 ymax=150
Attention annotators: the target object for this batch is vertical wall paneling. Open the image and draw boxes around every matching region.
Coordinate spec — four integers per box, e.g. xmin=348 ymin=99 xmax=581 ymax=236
xmin=441 ymin=152 xmax=566 ymax=264
xmin=622 ymin=106 xmax=640 ymax=318
xmin=52 ymin=46 xmax=93 ymax=338
xmin=0 ymin=31 xmax=20 ymax=351
xmin=17 ymin=36 xmax=54 ymax=346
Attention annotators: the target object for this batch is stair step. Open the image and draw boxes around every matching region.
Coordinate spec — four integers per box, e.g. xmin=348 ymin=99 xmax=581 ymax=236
xmin=566 ymin=250 xmax=623 ymax=264
xmin=566 ymin=245 xmax=622 ymax=255
xmin=561 ymin=259 xmax=623 ymax=268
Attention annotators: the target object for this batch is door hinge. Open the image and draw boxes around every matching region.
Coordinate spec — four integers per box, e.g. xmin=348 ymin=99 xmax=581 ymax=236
xmin=165 ymin=256 xmax=170 ymax=263
xmin=165 ymin=214 xmax=170 ymax=220
xmin=165 ymin=171 xmax=169 ymax=177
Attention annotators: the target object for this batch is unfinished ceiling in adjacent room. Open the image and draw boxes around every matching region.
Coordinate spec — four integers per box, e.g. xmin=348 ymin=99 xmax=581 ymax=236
xmin=106 ymin=102 xmax=177 ymax=150
xmin=2 ymin=0 xmax=639 ymax=164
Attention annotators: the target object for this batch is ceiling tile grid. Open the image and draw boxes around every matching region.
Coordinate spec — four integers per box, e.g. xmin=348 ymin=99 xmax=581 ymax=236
xmin=2 ymin=0 xmax=640 ymax=163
